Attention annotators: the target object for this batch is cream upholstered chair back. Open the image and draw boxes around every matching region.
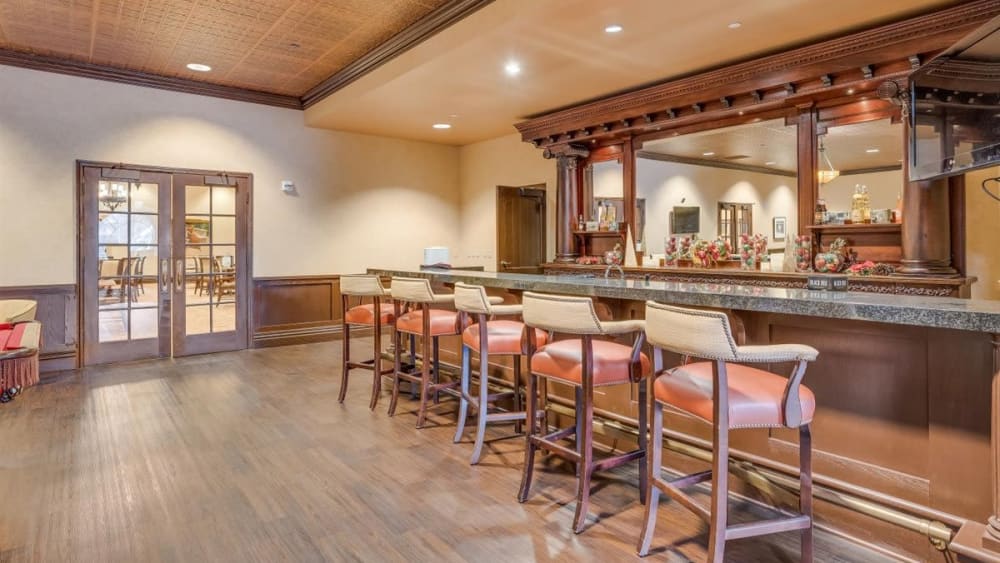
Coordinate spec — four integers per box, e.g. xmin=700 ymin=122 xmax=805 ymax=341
xmin=389 ymin=277 xmax=436 ymax=303
xmin=0 ymin=300 xmax=37 ymax=324
xmin=453 ymin=283 xmax=493 ymax=314
xmin=644 ymin=301 xmax=739 ymax=361
xmin=522 ymin=292 xmax=603 ymax=335
xmin=340 ymin=275 xmax=387 ymax=297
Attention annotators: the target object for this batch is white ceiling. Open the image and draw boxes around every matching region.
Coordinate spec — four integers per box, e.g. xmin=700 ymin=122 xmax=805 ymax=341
xmin=304 ymin=0 xmax=958 ymax=145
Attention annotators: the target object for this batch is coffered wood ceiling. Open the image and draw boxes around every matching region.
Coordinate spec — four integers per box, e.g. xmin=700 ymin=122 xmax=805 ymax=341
xmin=0 ymin=0 xmax=481 ymax=106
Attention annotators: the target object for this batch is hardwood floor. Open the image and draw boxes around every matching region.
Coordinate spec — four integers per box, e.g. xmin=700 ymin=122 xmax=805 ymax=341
xmin=0 ymin=339 xmax=896 ymax=562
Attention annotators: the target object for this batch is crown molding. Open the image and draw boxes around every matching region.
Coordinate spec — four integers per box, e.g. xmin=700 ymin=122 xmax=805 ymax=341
xmin=0 ymin=49 xmax=303 ymax=109
xmin=300 ymin=0 xmax=494 ymax=108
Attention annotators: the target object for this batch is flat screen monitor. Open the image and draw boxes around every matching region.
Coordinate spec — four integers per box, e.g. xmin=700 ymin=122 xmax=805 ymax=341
xmin=909 ymin=16 xmax=1000 ymax=181
xmin=671 ymin=206 xmax=700 ymax=234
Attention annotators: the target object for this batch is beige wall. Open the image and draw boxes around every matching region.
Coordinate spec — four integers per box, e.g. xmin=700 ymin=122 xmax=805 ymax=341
xmin=966 ymin=166 xmax=1000 ymax=300
xmin=457 ymin=133 xmax=555 ymax=269
xmin=0 ymin=65 xmax=460 ymax=286
xmin=636 ymin=158 xmax=798 ymax=252
xmin=820 ymin=169 xmax=902 ymax=214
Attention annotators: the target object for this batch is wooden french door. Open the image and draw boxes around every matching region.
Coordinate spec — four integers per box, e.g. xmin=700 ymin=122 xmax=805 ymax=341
xmin=80 ymin=165 xmax=250 ymax=365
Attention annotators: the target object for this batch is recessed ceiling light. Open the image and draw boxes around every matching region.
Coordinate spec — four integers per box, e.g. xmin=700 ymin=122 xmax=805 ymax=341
xmin=846 ymin=88 xmax=855 ymax=95
xmin=765 ymin=161 xmax=776 ymax=165
xmin=432 ymin=123 xmax=452 ymax=130
xmin=504 ymin=60 xmax=521 ymax=76
xmin=728 ymin=21 xmax=742 ymax=29
xmin=605 ymin=24 xmax=623 ymax=33
xmin=186 ymin=63 xmax=212 ymax=72
xmin=866 ymin=148 xmax=880 ymax=153
xmin=702 ymin=151 xmax=715 ymax=156
xmin=738 ymin=111 xmax=744 ymax=115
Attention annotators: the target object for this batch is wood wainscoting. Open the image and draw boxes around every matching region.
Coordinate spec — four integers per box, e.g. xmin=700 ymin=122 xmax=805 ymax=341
xmin=252 ymin=275 xmax=349 ymax=347
xmin=0 ymin=284 xmax=78 ymax=373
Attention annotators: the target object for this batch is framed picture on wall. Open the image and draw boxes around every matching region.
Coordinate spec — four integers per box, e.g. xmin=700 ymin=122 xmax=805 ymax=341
xmin=772 ymin=216 xmax=787 ymax=241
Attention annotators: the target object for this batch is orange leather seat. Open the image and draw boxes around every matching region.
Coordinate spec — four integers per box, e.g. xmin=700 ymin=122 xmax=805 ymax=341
xmin=530 ymin=338 xmax=651 ymax=387
xmin=463 ymin=320 xmax=548 ymax=355
xmin=344 ymin=303 xmax=395 ymax=326
xmin=654 ymin=362 xmax=816 ymax=429
xmin=396 ymin=308 xmax=460 ymax=336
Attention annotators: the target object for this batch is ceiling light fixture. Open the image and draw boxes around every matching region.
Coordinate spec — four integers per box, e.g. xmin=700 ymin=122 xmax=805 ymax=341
xmin=186 ymin=63 xmax=212 ymax=72
xmin=702 ymin=151 xmax=715 ymax=156
xmin=432 ymin=123 xmax=452 ymax=130
xmin=728 ymin=21 xmax=742 ymax=29
xmin=605 ymin=24 xmax=623 ymax=33
xmin=765 ymin=161 xmax=776 ymax=166
xmin=866 ymin=148 xmax=880 ymax=153
xmin=846 ymin=88 xmax=855 ymax=95
xmin=504 ymin=60 xmax=521 ymax=76
xmin=818 ymin=137 xmax=840 ymax=184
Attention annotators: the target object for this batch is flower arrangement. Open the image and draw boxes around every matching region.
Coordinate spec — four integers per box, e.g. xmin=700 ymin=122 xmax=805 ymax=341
xmin=692 ymin=237 xmax=731 ymax=267
xmin=738 ymin=233 xmax=769 ymax=270
xmin=793 ymin=235 xmax=813 ymax=272
xmin=814 ymin=237 xmax=849 ymax=273
xmin=664 ymin=236 xmax=693 ymax=265
xmin=848 ymin=261 xmax=896 ymax=276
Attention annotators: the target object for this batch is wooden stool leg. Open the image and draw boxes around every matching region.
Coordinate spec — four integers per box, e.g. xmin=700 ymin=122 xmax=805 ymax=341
xmin=512 ymin=359 xmax=523 ymax=435
xmin=470 ymin=346 xmax=490 ymax=465
xmin=707 ymin=423 xmax=730 ymax=562
xmin=416 ymin=309 xmax=432 ymax=428
xmin=573 ymin=377 xmax=595 ymax=534
xmin=518 ymin=371 xmax=538 ymax=503
xmin=388 ymin=327 xmax=403 ymax=417
xmin=409 ymin=334 xmax=418 ymax=399
xmin=637 ymin=401 xmax=664 ymax=557
xmin=800 ymin=425 xmax=814 ymax=563
xmin=637 ymin=377 xmax=648 ymax=506
xmin=453 ymin=345 xmax=471 ymax=443
xmin=369 ymin=314 xmax=383 ymax=411
xmin=432 ymin=336 xmax=441 ymax=405
xmin=338 ymin=315 xmax=350 ymax=404
xmin=575 ymin=386 xmax=585 ymax=478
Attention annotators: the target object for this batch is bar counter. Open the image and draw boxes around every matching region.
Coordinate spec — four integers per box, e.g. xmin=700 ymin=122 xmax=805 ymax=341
xmin=371 ymin=267 xmax=1000 ymax=561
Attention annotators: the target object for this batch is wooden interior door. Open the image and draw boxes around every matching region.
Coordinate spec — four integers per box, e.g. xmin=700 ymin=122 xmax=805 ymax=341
xmin=81 ymin=166 xmax=173 ymax=365
xmin=497 ymin=185 xmax=546 ymax=274
xmin=171 ymin=174 xmax=251 ymax=356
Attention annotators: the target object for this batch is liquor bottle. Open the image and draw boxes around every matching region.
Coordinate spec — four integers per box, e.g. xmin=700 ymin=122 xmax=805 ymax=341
xmin=814 ymin=198 xmax=827 ymax=225
xmin=850 ymin=184 xmax=864 ymax=224
xmin=893 ymin=193 xmax=903 ymax=223
xmin=860 ymin=185 xmax=872 ymax=223
xmin=577 ymin=214 xmax=585 ymax=231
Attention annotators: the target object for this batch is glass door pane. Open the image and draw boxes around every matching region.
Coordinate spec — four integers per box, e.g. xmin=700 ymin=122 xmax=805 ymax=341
xmin=172 ymin=176 xmax=248 ymax=356
xmin=82 ymin=169 xmax=171 ymax=365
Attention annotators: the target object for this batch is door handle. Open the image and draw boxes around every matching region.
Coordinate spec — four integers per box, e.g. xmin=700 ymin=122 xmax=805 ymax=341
xmin=160 ymin=259 xmax=170 ymax=294
xmin=175 ymin=259 xmax=184 ymax=293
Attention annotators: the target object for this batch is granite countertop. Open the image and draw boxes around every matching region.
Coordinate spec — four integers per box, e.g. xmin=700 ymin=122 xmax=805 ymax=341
xmin=368 ymin=268 xmax=1000 ymax=333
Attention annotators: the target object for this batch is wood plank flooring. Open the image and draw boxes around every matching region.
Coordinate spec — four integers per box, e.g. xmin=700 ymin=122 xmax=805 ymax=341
xmin=0 ymin=339 xmax=898 ymax=562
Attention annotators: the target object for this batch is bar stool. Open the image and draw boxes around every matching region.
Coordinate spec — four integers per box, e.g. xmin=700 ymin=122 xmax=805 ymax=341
xmin=451 ymin=283 xmax=549 ymax=464
xmin=338 ymin=275 xmax=395 ymax=410
xmin=388 ymin=277 xmax=467 ymax=429
xmin=637 ymin=301 xmax=818 ymax=562
xmin=519 ymin=291 xmax=652 ymax=534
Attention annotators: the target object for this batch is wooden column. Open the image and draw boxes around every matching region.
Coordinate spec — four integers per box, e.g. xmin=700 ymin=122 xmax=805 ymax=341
xmin=898 ymin=176 xmax=957 ymax=276
xmin=546 ymin=144 xmax=589 ymax=263
xmin=898 ymin=117 xmax=957 ymax=276
xmin=795 ymin=104 xmax=818 ymax=234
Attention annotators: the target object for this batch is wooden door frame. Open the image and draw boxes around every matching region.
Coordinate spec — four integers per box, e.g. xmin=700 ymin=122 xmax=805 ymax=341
xmin=76 ymin=160 xmax=254 ymax=365
xmin=495 ymin=184 xmax=547 ymax=272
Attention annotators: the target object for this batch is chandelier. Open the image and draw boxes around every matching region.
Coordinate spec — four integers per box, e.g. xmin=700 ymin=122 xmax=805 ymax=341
xmin=99 ymin=181 xmax=129 ymax=212
xmin=817 ymin=137 xmax=840 ymax=184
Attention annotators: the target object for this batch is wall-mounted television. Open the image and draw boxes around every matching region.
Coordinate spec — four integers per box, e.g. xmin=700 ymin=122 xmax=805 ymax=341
xmin=908 ymin=15 xmax=1000 ymax=182
xmin=671 ymin=206 xmax=700 ymax=234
